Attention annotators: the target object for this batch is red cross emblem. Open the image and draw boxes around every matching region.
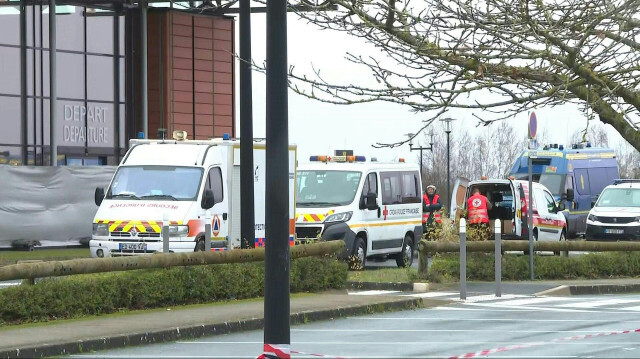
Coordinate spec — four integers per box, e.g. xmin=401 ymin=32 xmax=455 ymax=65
xmin=382 ymin=205 xmax=389 ymax=220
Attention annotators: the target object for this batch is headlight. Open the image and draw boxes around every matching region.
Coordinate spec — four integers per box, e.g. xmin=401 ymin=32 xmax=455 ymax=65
xmin=92 ymin=223 xmax=109 ymax=236
xmin=168 ymin=225 xmax=189 ymax=237
xmin=324 ymin=211 xmax=353 ymax=223
xmin=587 ymin=214 xmax=598 ymax=222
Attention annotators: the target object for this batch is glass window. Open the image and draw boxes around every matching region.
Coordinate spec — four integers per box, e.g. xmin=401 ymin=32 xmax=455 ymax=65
xmin=362 ymin=172 xmax=377 ymax=196
xmin=0 ymin=146 xmax=22 ymax=165
xmin=296 ymin=170 xmax=362 ymax=207
xmin=565 ymin=175 xmax=574 ymax=194
xmin=381 ymin=172 xmax=402 ymax=205
xmin=401 ymin=171 xmax=420 ymax=204
xmin=205 ymin=167 xmax=223 ymax=205
xmin=44 ymin=8 xmax=85 ymax=52
xmin=0 ymin=10 xmax=20 ymax=45
xmin=0 ymin=47 xmax=20 ymax=94
xmin=538 ymin=174 xmax=565 ymax=197
xmin=86 ymin=14 xmax=113 ymax=54
xmin=596 ymin=188 xmax=640 ymax=208
xmin=87 ymin=55 xmax=114 ymax=101
xmin=543 ymin=190 xmax=556 ymax=212
xmin=533 ymin=188 xmax=550 ymax=214
xmin=43 ymin=52 xmax=84 ymax=99
xmin=107 ymin=166 xmax=204 ymax=201
xmin=0 ymin=96 xmax=21 ymax=145
xmin=574 ymin=168 xmax=590 ymax=195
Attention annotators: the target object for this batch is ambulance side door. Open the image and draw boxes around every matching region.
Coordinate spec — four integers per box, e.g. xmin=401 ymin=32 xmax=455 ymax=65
xmin=358 ymin=172 xmax=383 ymax=251
xmin=204 ymin=166 xmax=229 ymax=244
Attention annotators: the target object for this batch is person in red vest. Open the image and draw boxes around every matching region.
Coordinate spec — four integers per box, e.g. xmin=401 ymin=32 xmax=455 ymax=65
xmin=467 ymin=187 xmax=493 ymax=240
xmin=422 ymin=185 xmax=442 ymax=239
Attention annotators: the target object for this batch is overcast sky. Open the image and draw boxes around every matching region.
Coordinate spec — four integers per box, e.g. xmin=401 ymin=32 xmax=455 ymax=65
xmin=232 ymin=7 xmax=624 ymax=166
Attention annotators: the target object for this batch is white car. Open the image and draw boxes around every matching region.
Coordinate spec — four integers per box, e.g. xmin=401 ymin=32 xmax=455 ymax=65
xmin=585 ymin=179 xmax=640 ymax=241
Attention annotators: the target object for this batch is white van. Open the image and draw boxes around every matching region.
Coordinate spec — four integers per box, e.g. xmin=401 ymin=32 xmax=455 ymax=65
xmin=295 ymin=155 xmax=423 ymax=268
xmin=90 ymin=132 xmax=296 ymax=257
xmin=586 ymin=179 xmax=640 ymax=241
xmin=450 ymin=178 xmax=567 ymax=251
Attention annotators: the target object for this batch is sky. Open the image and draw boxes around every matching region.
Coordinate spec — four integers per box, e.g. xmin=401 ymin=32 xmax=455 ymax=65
xmin=232 ymin=5 xmax=625 ymax=167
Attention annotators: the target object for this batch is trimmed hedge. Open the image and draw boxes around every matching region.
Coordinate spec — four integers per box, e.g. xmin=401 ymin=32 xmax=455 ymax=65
xmin=0 ymin=256 xmax=347 ymax=325
xmin=426 ymin=252 xmax=640 ymax=282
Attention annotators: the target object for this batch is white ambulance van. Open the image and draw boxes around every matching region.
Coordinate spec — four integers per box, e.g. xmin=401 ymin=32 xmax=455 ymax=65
xmin=295 ymin=155 xmax=423 ymax=269
xmin=450 ymin=177 xmax=567 ymax=253
xmin=90 ymin=132 xmax=296 ymax=257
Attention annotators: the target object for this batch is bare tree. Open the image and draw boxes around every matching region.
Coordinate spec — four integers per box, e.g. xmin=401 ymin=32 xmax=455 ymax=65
xmin=287 ymin=0 xmax=640 ymax=151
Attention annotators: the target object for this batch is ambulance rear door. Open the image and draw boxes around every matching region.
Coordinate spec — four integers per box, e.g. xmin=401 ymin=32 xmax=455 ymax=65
xmin=450 ymin=177 xmax=470 ymax=223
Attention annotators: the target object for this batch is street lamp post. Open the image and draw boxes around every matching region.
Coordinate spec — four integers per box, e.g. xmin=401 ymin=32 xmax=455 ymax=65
xmin=406 ymin=131 xmax=434 ymax=187
xmin=440 ymin=118 xmax=456 ymax=216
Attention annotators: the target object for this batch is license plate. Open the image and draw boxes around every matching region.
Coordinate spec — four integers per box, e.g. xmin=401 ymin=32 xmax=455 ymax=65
xmin=605 ymin=229 xmax=624 ymax=234
xmin=119 ymin=243 xmax=147 ymax=251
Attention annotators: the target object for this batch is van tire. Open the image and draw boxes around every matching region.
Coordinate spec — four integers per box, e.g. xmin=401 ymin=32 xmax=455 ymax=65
xmin=349 ymin=237 xmax=366 ymax=271
xmin=195 ymin=238 xmax=205 ymax=252
xmin=395 ymin=234 xmax=414 ymax=268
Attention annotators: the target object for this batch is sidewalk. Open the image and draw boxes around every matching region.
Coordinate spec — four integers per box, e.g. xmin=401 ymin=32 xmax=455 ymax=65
xmin=2 ymin=278 xmax=640 ymax=358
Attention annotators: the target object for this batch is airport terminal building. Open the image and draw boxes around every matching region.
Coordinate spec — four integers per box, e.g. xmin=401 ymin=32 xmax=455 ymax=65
xmin=0 ymin=1 xmax=235 ymax=166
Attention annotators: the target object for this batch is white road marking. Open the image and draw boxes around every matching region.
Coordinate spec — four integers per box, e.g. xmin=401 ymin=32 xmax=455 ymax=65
xmin=556 ymin=298 xmax=640 ymax=308
xmin=494 ymin=296 xmax=574 ymax=306
xmin=350 ymin=317 xmax=640 ymax=323
xmin=401 ymin=291 xmax=458 ymax=298
xmin=348 ymin=290 xmax=401 ymax=295
xmin=291 ymin=328 xmax=620 ymax=333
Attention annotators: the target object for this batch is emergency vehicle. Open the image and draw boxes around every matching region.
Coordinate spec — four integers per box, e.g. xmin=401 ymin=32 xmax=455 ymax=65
xmin=450 ymin=177 xmax=567 ymax=254
xmin=509 ymin=142 xmax=619 ymax=237
xmin=295 ymin=155 xmax=422 ymax=269
xmin=90 ymin=132 xmax=296 ymax=257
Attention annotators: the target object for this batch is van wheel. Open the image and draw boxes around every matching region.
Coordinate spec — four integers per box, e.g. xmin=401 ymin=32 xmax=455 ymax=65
xmin=395 ymin=234 xmax=414 ymax=268
xmin=349 ymin=237 xmax=366 ymax=271
xmin=195 ymin=238 xmax=205 ymax=252
xmin=554 ymin=230 xmax=568 ymax=257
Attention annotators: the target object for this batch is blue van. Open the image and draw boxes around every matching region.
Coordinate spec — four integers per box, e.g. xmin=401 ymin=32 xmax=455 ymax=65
xmin=509 ymin=143 xmax=619 ymax=237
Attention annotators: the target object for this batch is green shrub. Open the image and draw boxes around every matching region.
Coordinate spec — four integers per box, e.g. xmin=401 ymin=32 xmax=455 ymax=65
xmin=0 ymin=257 xmax=347 ymax=325
xmin=426 ymin=252 xmax=640 ymax=283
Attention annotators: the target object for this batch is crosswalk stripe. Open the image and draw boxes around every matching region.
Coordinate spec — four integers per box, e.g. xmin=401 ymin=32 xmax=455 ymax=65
xmin=493 ymin=296 xmax=574 ymax=306
xmin=348 ymin=290 xmax=401 ymax=296
xmin=556 ymin=298 xmax=640 ymax=308
xmin=401 ymin=292 xmax=458 ymax=298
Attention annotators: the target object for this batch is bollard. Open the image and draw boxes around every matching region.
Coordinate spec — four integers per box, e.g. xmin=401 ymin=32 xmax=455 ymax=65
xmin=459 ymin=218 xmax=466 ymax=300
xmin=495 ymin=219 xmax=501 ymax=298
xmin=162 ymin=212 xmax=169 ymax=253
xmin=205 ymin=210 xmax=212 ymax=252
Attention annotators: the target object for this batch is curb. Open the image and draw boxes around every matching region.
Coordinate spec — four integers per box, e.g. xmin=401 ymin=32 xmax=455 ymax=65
xmin=347 ymin=281 xmax=430 ymax=292
xmin=0 ymin=298 xmax=424 ymax=358
xmin=536 ymin=284 xmax=640 ymax=296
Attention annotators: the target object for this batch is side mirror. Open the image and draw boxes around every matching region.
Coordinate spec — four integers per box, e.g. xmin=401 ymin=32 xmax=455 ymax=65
xmin=566 ymin=188 xmax=575 ymax=202
xmin=201 ymin=189 xmax=215 ymax=209
xmin=365 ymin=192 xmax=378 ymax=211
xmin=94 ymin=187 xmax=105 ymax=206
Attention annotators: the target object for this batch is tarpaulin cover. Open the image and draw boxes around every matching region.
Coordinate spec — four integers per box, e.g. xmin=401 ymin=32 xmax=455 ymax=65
xmin=0 ymin=166 xmax=115 ymax=247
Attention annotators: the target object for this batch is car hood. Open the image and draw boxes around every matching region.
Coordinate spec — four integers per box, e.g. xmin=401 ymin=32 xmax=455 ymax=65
xmin=591 ymin=207 xmax=640 ymax=217
xmin=94 ymin=200 xmax=194 ymax=223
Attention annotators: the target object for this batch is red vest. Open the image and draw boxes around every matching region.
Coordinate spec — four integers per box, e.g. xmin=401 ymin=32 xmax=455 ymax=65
xmin=423 ymin=194 xmax=442 ymax=224
xmin=467 ymin=193 xmax=489 ymax=224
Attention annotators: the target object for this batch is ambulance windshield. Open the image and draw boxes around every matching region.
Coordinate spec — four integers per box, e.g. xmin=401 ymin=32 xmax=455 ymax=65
xmin=297 ymin=170 xmax=362 ymax=207
xmin=107 ymin=166 xmax=204 ymax=201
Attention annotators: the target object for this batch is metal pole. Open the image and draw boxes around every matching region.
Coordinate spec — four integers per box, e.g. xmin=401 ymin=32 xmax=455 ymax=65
xmin=459 ymin=218 xmax=466 ymax=300
xmin=205 ymin=210 xmax=212 ymax=252
xmin=49 ymin=0 xmax=57 ymax=166
xmin=495 ymin=219 xmax=501 ymax=297
xmin=528 ymin=156 xmax=534 ymax=280
xmin=263 ymin=0 xmax=290 ymax=356
xmin=140 ymin=0 xmax=148 ymax=139
xmin=446 ymin=131 xmax=451 ymax=216
xmin=20 ymin=0 xmax=27 ymax=165
xmin=419 ymin=147 xmax=423 ymax=187
xmin=113 ymin=8 xmax=121 ymax=163
xmin=239 ymin=0 xmax=255 ymax=249
xmin=162 ymin=213 xmax=169 ymax=253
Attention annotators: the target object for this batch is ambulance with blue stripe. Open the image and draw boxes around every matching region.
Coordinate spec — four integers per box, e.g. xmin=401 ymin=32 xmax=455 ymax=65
xmin=509 ymin=142 xmax=619 ymax=238
xmin=90 ymin=131 xmax=296 ymax=257
xmin=295 ymin=155 xmax=423 ymax=269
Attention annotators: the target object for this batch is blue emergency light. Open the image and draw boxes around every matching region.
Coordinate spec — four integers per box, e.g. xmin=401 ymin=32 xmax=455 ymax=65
xmin=223 ymin=133 xmax=230 ymax=140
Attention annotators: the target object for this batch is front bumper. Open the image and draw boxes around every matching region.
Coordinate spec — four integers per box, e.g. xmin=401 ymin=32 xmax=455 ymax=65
xmin=585 ymin=223 xmax=640 ymax=241
xmin=89 ymin=239 xmax=198 ymax=257
xmin=295 ymin=222 xmax=356 ymax=258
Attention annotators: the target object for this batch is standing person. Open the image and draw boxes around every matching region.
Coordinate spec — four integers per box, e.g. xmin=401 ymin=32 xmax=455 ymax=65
xmin=422 ymin=185 xmax=442 ymax=240
xmin=467 ymin=187 xmax=493 ymax=240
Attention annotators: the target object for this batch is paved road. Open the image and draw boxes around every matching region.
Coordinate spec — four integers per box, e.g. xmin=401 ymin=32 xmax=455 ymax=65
xmin=69 ymin=292 xmax=640 ymax=358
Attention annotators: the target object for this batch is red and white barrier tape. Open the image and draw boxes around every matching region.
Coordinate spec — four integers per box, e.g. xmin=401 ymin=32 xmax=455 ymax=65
xmin=450 ymin=328 xmax=640 ymax=359
xmin=257 ymin=343 xmax=344 ymax=359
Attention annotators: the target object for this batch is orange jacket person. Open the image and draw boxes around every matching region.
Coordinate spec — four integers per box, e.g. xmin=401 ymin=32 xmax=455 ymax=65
xmin=423 ymin=185 xmax=442 ymax=226
xmin=467 ymin=187 xmax=492 ymax=224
